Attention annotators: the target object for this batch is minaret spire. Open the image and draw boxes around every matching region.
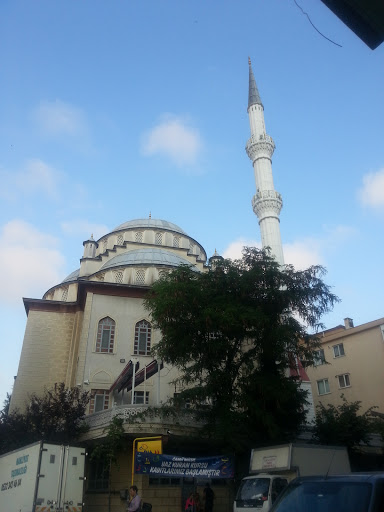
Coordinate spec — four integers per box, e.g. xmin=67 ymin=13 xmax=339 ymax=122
xmin=248 ymin=57 xmax=263 ymax=110
xmin=246 ymin=59 xmax=284 ymax=265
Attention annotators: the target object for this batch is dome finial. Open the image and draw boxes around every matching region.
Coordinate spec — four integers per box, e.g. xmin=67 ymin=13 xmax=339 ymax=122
xmin=149 ymin=212 xmax=151 ymax=219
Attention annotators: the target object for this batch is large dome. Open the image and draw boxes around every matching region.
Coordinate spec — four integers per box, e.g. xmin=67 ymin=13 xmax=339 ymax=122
xmin=112 ymin=218 xmax=186 ymax=236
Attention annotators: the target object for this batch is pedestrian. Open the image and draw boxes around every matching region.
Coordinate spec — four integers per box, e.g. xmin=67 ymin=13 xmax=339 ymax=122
xmin=185 ymin=492 xmax=195 ymax=512
xmin=127 ymin=485 xmax=141 ymax=512
xmin=203 ymin=483 xmax=214 ymax=512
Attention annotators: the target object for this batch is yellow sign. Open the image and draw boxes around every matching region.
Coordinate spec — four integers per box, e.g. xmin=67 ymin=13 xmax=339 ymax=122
xmin=136 ymin=439 xmax=162 ymax=454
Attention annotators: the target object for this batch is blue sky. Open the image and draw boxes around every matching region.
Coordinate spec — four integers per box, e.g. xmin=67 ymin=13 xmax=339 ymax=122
xmin=1 ymin=0 xmax=383 ymax=407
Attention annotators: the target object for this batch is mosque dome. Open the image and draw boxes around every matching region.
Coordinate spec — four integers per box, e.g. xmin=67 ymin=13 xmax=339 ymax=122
xmin=45 ymin=217 xmax=207 ymax=300
xmin=111 ymin=218 xmax=186 ymax=236
xmin=99 ymin=248 xmax=195 ymax=271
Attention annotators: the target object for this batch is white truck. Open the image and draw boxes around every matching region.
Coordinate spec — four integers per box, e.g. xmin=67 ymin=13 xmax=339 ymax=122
xmin=233 ymin=443 xmax=351 ymax=512
xmin=0 ymin=441 xmax=86 ymax=512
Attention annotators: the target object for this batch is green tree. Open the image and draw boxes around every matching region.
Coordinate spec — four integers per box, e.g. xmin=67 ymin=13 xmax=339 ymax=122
xmin=0 ymin=383 xmax=90 ymax=455
xmin=90 ymin=416 xmax=126 ymax=512
xmin=312 ymin=395 xmax=379 ymax=449
xmin=144 ymin=247 xmax=338 ymax=450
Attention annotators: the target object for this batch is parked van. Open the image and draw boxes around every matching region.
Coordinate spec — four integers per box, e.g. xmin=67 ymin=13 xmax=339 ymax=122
xmin=234 ymin=473 xmax=289 ymax=512
xmin=233 ymin=444 xmax=350 ymax=512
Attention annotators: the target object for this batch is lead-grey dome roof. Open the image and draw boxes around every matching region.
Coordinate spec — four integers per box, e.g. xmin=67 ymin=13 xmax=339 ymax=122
xmin=99 ymin=248 xmax=195 ymax=271
xmin=62 ymin=269 xmax=80 ymax=283
xmin=112 ymin=218 xmax=186 ymax=235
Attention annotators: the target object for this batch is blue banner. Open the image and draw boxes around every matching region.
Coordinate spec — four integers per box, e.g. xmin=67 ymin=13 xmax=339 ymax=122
xmin=135 ymin=453 xmax=234 ymax=479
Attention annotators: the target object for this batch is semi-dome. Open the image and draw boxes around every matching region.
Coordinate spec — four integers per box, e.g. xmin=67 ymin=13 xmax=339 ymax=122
xmin=112 ymin=218 xmax=186 ymax=236
xmin=99 ymin=248 xmax=195 ymax=271
xmin=62 ymin=269 xmax=80 ymax=283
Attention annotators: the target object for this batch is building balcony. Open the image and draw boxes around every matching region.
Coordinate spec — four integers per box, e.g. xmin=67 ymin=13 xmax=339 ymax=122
xmin=83 ymin=403 xmax=203 ymax=440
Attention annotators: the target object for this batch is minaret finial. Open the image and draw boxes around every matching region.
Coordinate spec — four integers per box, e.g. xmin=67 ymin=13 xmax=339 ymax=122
xmin=149 ymin=212 xmax=151 ymax=219
xmin=248 ymin=57 xmax=263 ymax=110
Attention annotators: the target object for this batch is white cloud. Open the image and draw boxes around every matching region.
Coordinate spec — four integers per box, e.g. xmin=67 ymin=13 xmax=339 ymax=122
xmin=61 ymin=220 xmax=108 ymax=240
xmin=0 ymin=220 xmax=65 ymax=303
xmin=283 ymin=240 xmax=323 ymax=269
xmin=141 ymin=115 xmax=202 ymax=166
xmin=32 ymin=99 xmax=88 ymax=137
xmin=358 ymin=168 xmax=384 ymax=209
xmin=222 ymin=237 xmax=322 ymax=269
xmin=222 ymin=238 xmax=261 ymax=260
xmin=0 ymin=159 xmax=62 ymax=201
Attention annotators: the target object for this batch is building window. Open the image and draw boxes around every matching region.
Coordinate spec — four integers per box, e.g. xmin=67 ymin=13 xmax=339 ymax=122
xmin=338 ymin=374 xmax=350 ymax=388
xmin=88 ymin=459 xmax=109 ymax=491
xmin=134 ymin=320 xmax=151 ymax=355
xmin=173 ymin=236 xmax=180 ymax=248
xmin=333 ymin=343 xmax=345 ymax=358
xmin=96 ymin=317 xmax=115 ymax=353
xmin=117 ymin=234 xmax=124 ymax=245
xmin=317 ymin=378 xmax=330 ymax=395
xmin=89 ymin=389 xmax=109 ymax=414
xmin=102 ymin=239 xmax=108 ymax=252
xmin=114 ymin=270 xmax=123 ymax=284
xmin=133 ymin=391 xmax=149 ymax=405
xmin=136 ymin=269 xmax=146 ymax=285
xmin=135 ymin=231 xmax=143 ymax=243
xmin=189 ymin=242 xmax=194 ymax=254
xmin=61 ymin=286 xmax=68 ymax=301
xmin=155 ymin=232 xmax=163 ymax=245
xmin=313 ymin=349 xmax=325 ymax=366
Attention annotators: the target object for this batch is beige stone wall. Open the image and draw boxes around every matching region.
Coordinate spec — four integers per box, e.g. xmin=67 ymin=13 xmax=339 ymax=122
xmin=10 ymin=309 xmax=76 ymax=412
xmin=306 ymin=319 xmax=384 ymax=414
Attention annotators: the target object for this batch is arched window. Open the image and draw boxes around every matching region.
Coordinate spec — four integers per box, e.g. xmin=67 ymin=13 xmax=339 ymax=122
xmin=96 ymin=317 xmax=115 ymax=353
xmin=134 ymin=320 xmax=151 ymax=355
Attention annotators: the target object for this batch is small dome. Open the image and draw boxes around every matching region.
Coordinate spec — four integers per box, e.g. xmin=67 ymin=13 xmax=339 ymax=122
xmin=61 ymin=269 xmax=80 ymax=283
xmin=99 ymin=248 xmax=195 ymax=271
xmin=112 ymin=218 xmax=186 ymax=236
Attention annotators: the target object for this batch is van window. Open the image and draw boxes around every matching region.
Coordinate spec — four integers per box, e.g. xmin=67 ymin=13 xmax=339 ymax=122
xmin=271 ymin=478 xmax=288 ymax=503
xmin=236 ymin=478 xmax=270 ymax=507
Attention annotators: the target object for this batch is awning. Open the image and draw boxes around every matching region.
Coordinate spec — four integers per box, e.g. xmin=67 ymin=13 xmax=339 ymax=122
xmin=109 ymin=360 xmax=137 ymax=393
xmin=109 ymin=359 xmax=163 ymax=393
xmin=123 ymin=359 xmax=164 ymax=393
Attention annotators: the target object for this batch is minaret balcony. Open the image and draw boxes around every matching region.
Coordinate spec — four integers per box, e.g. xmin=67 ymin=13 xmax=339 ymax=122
xmin=252 ymin=190 xmax=283 ymax=218
xmin=246 ymin=134 xmax=275 ymax=162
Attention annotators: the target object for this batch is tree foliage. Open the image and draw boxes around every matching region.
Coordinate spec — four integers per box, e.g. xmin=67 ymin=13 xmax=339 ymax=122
xmin=0 ymin=383 xmax=90 ymax=455
xmin=312 ymin=395 xmax=380 ymax=449
xmin=144 ymin=247 xmax=339 ymax=449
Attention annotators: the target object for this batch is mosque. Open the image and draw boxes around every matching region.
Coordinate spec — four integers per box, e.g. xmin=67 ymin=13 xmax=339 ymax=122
xmin=9 ymin=60 xmax=313 ymax=511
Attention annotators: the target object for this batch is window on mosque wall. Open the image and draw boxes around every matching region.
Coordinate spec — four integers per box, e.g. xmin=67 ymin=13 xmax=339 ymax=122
xmin=96 ymin=317 xmax=115 ymax=353
xmin=117 ymin=234 xmax=124 ymax=245
xmin=114 ymin=270 xmax=123 ymax=284
xmin=89 ymin=389 xmax=110 ymax=414
xmin=155 ymin=232 xmax=163 ymax=245
xmin=134 ymin=320 xmax=151 ymax=355
xmin=135 ymin=231 xmax=143 ymax=243
xmin=61 ymin=286 xmax=68 ymax=301
xmin=133 ymin=390 xmax=149 ymax=405
xmin=136 ymin=269 xmax=146 ymax=285
xmin=173 ymin=236 xmax=180 ymax=248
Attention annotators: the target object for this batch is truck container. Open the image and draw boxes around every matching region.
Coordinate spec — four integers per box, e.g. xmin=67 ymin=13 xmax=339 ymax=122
xmin=234 ymin=443 xmax=350 ymax=512
xmin=0 ymin=441 xmax=86 ymax=512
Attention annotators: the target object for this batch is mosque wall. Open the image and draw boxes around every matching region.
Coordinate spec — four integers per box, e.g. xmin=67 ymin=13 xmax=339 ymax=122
xmin=10 ymin=308 xmax=76 ymax=412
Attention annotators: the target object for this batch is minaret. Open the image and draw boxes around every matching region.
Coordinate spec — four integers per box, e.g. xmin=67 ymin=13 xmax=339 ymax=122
xmin=246 ymin=58 xmax=284 ymax=265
